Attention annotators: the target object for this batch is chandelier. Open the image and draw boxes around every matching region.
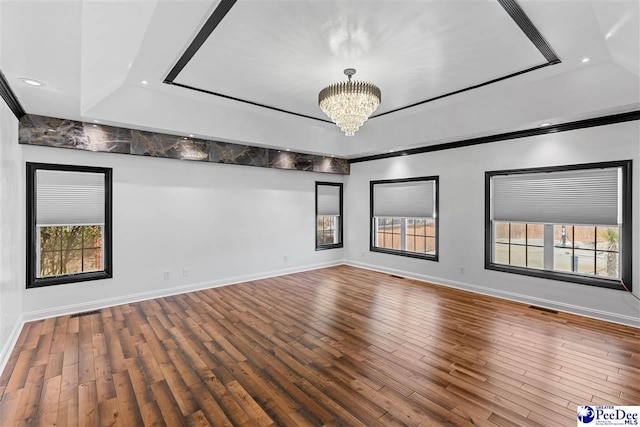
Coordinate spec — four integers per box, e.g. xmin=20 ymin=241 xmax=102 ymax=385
xmin=318 ymin=68 xmax=381 ymax=136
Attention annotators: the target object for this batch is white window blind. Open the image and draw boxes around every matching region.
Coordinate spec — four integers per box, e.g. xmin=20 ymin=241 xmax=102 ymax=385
xmin=492 ymin=167 xmax=620 ymax=225
xmin=374 ymin=180 xmax=435 ymax=218
xmin=36 ymin=169 xmax=106 ymax=226
xmin=317 ymin=185 xmax=340 ymax=216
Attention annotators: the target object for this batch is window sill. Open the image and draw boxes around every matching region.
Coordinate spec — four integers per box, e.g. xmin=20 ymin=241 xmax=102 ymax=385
xmin=485 ymin=263 xmax=625 ymax=291
xmin=316 ymin=244 xmax=343 ymax=251
xmin=28 ymin=270 xmax=112 ymax=289
xmin=371 ymin=247 xmax=438 ymax=261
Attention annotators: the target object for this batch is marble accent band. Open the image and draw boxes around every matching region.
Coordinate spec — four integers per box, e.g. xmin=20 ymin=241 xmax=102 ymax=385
xmin=18 ymin=115 xmax=350 ymax=175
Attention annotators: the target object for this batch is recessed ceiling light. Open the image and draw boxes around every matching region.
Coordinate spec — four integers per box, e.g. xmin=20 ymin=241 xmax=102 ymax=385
xmin=539 ymin=122 xmax=552 ymax=127
xmin=141 ymin=80 xmax=148 ymax=85
xmin=331 ymin=155 xmax=335 ymax=158
xmin=286 ymin=148 xmax=290 ymax=152
xmin=581 ymin=57 xmax=590 ymax=63
xmin=189 ymin=134 xmax=194 ymax=138
xmin=21 ymin=78 xmax=43 ymax=87
xmin=388 ymin=149 xmax=394 ymax=153
xmin=92 ymin=124 xmax=98 ymax=128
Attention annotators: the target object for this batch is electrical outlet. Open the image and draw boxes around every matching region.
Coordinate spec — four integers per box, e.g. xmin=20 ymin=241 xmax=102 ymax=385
xmin=164 ymin=271 xmax=170 ymax=280
xmin=459 ymin=266 xmax=464 ymax=274
xmin=284 ymin=255 xmax=288 ymax=262
xmin=183 ymin=267 xmax=189 ymax=277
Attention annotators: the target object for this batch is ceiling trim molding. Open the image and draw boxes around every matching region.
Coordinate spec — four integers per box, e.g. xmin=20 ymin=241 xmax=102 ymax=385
xmin=164 ymin=0 xmax=561 ymax=123
xmin=163 ymin=0 xmax=330 ymax=123
xmin=497 ymin=0 xmax=559 ymax=63
xmin=168 ymin=82 xmax=331 ymax=123
xmin=0 ymin=70 xmax=26 ymax=120
xmin=165 ymin=0 xmax=238 ymax=82
xmin=349 ymin=110 xmax=640 ymax=164
xmin=373 ymin=0 xmax=561 ymax=119
xmin=371 ymin=62 xmax=554 ymax=119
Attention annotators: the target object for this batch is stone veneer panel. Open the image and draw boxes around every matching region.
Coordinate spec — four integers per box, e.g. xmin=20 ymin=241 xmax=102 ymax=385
xmin=19 ymin=115 xmax=350 ymax=175
xmin=209 ymin=142 xmax=268 ymax=167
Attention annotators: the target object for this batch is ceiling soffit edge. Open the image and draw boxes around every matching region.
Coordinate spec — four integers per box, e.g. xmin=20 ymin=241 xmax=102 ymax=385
xmin=349 ymin=110 xmax=640 ymax=163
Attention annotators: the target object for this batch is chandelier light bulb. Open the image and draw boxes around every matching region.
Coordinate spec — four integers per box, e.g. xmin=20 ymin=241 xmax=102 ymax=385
xmin=318 ymin=68 xmax=381 ymax=136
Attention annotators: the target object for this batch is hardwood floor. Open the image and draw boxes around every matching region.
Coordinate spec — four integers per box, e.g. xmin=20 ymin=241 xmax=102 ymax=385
xmin=0 ymin=265 xmax=638 ymax=426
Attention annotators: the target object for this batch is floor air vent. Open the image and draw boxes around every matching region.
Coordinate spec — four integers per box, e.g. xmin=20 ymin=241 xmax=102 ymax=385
xmin=528 ymin=306 xmax=558 ymax=314
xmin=390 ymin=275 xmax=405 ymax=279
xmin=70 ymin=310 xmax=101 ymax=318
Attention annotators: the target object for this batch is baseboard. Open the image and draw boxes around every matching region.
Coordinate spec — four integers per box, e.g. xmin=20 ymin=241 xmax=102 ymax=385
xmin=17 ymin=257 xmax=639 ymax=334
xmin=22 ymin=260 xmax=343 ymax=323
xmin=0 ymin=315 xmax=25 ymax=375
xmin=345 ymin=260 xmax=640 ymax=328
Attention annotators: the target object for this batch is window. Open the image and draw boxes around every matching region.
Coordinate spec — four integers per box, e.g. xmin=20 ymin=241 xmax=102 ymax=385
xmin=486 ymin=161 xmax=631 ymax=290
xmin=27 ymin=163 xmax=112 ymax=288
xmin=371 ymin=177 xmax=438 ymax=260
xmin=316 ymin=182 xmax=343 ymax=250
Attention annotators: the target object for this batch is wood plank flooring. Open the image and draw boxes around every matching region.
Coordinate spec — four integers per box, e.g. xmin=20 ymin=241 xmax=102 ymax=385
xmin=0 ymin=265 xmax=638 ymax=426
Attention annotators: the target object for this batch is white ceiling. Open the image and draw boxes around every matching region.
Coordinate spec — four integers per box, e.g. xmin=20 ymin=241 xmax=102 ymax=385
xmin=176 ymin=0 xmax=547 ymax=119
xmin=1 ymin=0 xmax=638 ymax=159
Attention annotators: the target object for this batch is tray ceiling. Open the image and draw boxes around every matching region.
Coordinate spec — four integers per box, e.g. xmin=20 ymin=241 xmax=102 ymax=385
xmin=1 ymin=0 xmax=638 ymax=158
xmin=169 ymin=0 xmax=554 ymax=121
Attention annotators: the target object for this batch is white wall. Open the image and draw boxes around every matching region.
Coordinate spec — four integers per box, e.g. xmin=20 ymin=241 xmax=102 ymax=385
xmin=20 ymin=145 xmax=344 ymax=319
xmin=345 ymin=121 xmax=640 ymax=327
xmin=3 ymin=117 xmax=639 ymax=373
xmin=0 ymin=101 xmax=24 ymax=368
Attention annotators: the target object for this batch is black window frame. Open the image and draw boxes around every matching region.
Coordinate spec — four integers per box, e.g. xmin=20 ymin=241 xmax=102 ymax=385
xmin=485 ymin=160 xmax=632 ymax=291
xmin=26 ymin=162 xmax=113 ymax=288
xmin=315 ymin=181 xmax=343 ymax=250
xmin=370 ymin=176 xmax=439 ymax=261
